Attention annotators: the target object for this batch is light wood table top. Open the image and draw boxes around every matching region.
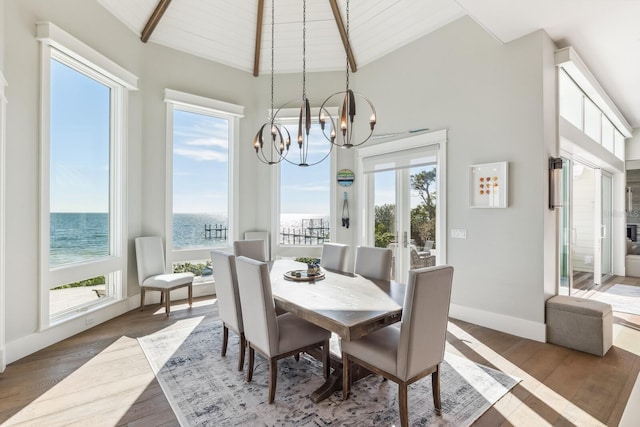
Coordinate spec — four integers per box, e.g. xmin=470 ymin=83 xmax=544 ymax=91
xmin=269 ymin=259 xmax=404 ymax=341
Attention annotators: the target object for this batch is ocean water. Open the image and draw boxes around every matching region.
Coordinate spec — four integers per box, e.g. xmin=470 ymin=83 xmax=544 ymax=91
xmin=50 ymin=213 xmax=331 ymax=265
xmin=50 ymin=213 xmax=110 ymax=266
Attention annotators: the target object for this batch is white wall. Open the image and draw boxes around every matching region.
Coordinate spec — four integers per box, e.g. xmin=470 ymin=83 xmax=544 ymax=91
xmin=627 ymin=129 xmax=640 ymax=161
xmin=352 ymin=18 xmax=556 ymax=340
xmin=0 ymin=0 xmax=6 ymax=371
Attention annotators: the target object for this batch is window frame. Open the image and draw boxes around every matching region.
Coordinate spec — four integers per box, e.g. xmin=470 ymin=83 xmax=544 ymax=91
xmin=37 ymin=22 xmax=137 ymax=329
xmin=270 ymin=108 xmax=337 ymax=259
xmin=164 ymin=89 xmax=243 ymax=282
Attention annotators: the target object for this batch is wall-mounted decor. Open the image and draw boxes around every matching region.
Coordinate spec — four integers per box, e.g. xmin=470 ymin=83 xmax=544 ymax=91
xmin=337 ymin=169 xmax=355 ymax=187
xmin=469 ymin=161 xmax=508 ymax=208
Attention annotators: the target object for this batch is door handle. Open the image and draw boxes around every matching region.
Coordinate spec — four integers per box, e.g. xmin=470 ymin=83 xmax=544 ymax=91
xmin=601 ymin=225 xmax=606 ymax=239
xmin=403 ymin=231 xmax=408 ymax=248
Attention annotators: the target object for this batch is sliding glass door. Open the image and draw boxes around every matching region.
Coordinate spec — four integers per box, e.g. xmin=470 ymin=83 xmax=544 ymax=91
xmin=559 ymin=157 xmax=612 ymax=294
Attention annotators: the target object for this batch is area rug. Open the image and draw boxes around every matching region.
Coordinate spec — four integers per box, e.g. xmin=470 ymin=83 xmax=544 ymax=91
xmin=591 ymin=284 xmax=640 ymax=315
xmin=138 ymin=321 xmax=520 ymax=426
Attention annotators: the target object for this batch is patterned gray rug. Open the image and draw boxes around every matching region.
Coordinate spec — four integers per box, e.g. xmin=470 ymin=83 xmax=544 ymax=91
xmin=138 ymin=321 xmax=519 ymax=426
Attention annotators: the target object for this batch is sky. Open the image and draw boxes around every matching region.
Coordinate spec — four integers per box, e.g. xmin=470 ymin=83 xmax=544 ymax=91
xmin=49 ymin=58 xmax=423 ymax=218
xmin=50 ymin=57 xmax=331 ymax=216
xmin=50 ymin=59 xmax=110 ymax=213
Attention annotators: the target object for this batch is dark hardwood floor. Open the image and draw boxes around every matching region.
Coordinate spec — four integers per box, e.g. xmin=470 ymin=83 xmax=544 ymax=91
xmin=1 ymin=283 xmax=639 ymax=426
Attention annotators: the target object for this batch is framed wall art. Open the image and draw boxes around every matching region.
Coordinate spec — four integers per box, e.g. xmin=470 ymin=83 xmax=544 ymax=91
xmin=469 ymin=161 xmax=508 ymax=208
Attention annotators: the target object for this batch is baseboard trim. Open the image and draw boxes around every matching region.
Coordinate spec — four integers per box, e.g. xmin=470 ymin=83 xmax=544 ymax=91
xmin=0 ymin=348 xmax=6 ymax=373
xmin=449 ymin=303 xmax=546 ymax=342
xmin=6 ymin=298 xmax=132 ymax=365
xmin=5 ymin=284 xmax=217 ymax=366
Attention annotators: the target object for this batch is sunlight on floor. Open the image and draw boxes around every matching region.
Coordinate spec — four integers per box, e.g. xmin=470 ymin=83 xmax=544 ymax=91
xmin=6 ymin=336 xmax=154 ymax=425
xmin=446 ymin=322 xmax=607 ymax=426
xmin=6 ymin=299 xmax=217 ymax=425
xmin=613 ymin=318 xmax=640 ymax=357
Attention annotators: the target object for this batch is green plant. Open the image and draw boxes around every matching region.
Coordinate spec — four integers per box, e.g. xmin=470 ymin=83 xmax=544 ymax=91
xmin=294 ymin=257 xmax=320 ymax=265
xmin=51 ymin=276 xmax=105 ymax=290
xmin=173 ymin=261 xmax=210 ymax=276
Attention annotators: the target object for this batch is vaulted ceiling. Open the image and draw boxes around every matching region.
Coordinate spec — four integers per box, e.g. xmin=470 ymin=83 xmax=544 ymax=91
xmin=96 ymin=0 xmax=640 ymax=128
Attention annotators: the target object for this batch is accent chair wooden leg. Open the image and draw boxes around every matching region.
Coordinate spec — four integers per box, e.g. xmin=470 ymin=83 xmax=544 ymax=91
xmin=432 ymin=364 xmax=442 ymax=416
xmin=188 ymin=283 xmax=193 ymax=308
xmin=268 ymin=358 xmax=278 ymax=404
xmin=342 ymin=352 xmax=350 ymax=400
xmin=399 ymin=382 xmax=409 ymax=427
xmin=165 ymin=290 xmax=170 ymax=316
xmin=247 ymin=346 xmax=254 ymax=382
xmin=140 ymin=288 xmax=145 ymax=311
xmin=238 ymin=333 xmax=246 ymax=371
xmin=160 ymin=291 xmax=164 ymax=304
xmin=322 ymin=339 xmax=330 ymax=379
xmin=221 ymin=324 xmax=229 ymax=357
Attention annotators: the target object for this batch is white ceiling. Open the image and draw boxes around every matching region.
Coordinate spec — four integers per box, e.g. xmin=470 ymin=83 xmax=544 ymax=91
xmin=97 ymin=0 xmax=640 ymax=128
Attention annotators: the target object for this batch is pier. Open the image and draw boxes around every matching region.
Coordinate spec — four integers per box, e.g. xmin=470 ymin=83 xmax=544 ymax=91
xmin=280 ymin=218 xmax=330 ymax=245
xmin=204 ymin=224 xmax=228 ymax=240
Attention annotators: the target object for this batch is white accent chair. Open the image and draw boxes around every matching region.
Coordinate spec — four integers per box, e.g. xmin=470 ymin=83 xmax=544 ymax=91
xmin=320 ymin=243 xmax=349 ymax=272
xmin=235 ymin=256 xmax=331 ymax=403
xmin=341 ymin=265 xmax=454 ymax=427
xmin=354 ymin=246 xmax=393 ymax=280
xmin=134 ymin=236 xmax=193 ymax=317
xmin=233 ymin=239 xmax=267 ymax=262
xmin=210 ymin=250 xmax=246 ymax=370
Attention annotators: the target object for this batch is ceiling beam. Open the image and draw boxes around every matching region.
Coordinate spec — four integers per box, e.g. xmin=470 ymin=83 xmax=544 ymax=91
xmin=253 ymin=0 xmax=265 ymax=77
xmin=329 ymin=0 xmax=357 ymax=72
xmin=141 ymin=0 xmax=172 ymax=43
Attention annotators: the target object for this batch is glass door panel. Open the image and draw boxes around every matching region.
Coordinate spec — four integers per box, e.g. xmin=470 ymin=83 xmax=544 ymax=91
xmin=601 ymin=173 xmax=612 ymax=280
xmin=571 ymin=163 xmax=596 ymax=292
xmin=373 ymin=171 xmax=397 ymax=279
xmin=408 ymin=165 xmax=437 ymax=271
xmin=559 ymin=158 xmax=571 ymax=295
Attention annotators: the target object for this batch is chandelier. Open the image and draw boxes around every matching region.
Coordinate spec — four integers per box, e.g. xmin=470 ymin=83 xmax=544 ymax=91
xmin=253 ymin=0 xmax=290 ymax=165
xmin=283 ymin=0 xmax=332 ymax=167
xmin=319 ymin=0 xmax=376 ymax=148
xmin=254 ymin=0 xmax=375 ymax=165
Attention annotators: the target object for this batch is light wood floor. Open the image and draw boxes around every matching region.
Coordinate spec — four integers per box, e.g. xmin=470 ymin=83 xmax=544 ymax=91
xmin=1 ymin=281 xmax=639 ymax=426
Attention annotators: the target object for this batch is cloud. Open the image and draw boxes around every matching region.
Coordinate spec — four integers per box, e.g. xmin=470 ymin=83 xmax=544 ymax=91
xmin=174 ymin=147 xmax=228 ymax=162
xmin=184 ymin=137 xmax=228 ymax=149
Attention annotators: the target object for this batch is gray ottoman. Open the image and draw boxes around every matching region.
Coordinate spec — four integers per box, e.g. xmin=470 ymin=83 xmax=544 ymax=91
xmin=546 ymin=295 xmax=612 ymax=356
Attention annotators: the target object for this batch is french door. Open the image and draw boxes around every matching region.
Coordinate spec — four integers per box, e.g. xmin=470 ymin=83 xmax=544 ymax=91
xmin=357 ymin=131 xmax=446 ymax=284
xmin=559 ymin=157 xmax=612 ymax=294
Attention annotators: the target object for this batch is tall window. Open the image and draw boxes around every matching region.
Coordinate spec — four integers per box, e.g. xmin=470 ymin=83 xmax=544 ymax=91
xmin=279 ymin=123 xmax=331 ymax=247
xmin=165 ymin=90 xmax=243 ymax=280
xmin=38 ymin=22 xmax=137 ymax=326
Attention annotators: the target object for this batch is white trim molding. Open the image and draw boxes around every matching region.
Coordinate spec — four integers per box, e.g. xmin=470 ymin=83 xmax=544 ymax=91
xmin=0 ymin=71 xmax=7 ymax=372
xmin=449 ymin=303 xmax=546 ymax=343
xmin=36 ymin=22 xmax=138 ymax=90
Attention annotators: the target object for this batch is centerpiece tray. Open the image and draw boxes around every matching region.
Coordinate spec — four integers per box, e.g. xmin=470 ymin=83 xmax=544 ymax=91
xmin=284 ymin=270 xmax=325 ymax=282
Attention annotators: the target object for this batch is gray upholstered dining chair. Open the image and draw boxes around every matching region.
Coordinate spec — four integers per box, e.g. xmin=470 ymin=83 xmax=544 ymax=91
xmin=210 ymin=250 xmax=246 ymax=371
xmin=341 ymin=265 xmax=454 ymax=427
xmin=354 ymin=245 xmax=393 ymax=280
xmin=235 ymin=256 xmax=331 ymax=404
xmin=134 ymin=236 xmax=194 ymax=316
xmin=320 ymin=242 xmax=349 ymax=272
xmin=233 ymin=239 xmax=267 ymax=261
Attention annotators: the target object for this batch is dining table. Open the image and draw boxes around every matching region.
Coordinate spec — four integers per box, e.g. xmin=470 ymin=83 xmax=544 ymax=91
xmin=268 ymin=259 xmax=405 ymax=402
